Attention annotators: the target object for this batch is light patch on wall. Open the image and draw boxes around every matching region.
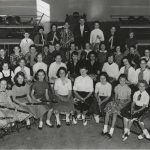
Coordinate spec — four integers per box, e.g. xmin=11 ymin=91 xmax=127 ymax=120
xmin=36 ymin=0 xmax=50 ymax=33
xmin=90 ymin=1 xmax=104 ymax=20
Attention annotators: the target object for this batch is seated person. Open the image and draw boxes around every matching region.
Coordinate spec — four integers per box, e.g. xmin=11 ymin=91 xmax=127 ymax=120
xmin=73 ymin=65 xmax=94 ymax=126
xmin=54 ymin=67 xmax=74 ymax=127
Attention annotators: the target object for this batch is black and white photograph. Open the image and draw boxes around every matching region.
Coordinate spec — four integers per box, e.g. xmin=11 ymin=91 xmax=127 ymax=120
xmin=0 ymin=0 xmax=150 ymax=149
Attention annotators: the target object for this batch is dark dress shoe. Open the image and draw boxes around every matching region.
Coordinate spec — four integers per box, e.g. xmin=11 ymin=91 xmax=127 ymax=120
xmin=26 ymin=125 xmax=31 ymax=130
xmin=101 ymin=131 xmax=108 ymax=136
xmin=56 ymin=124 xmax=61 ymax=128
xmin=106 ymin=133 xmax=112 ymax=139
xmin=66 ymin=122 xmax=70 ymax=126
xmin=46 ymin=123 xmax=54 ymax=128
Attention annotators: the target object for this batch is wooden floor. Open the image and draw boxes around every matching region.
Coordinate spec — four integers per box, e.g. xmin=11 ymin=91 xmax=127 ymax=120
xmin=0 ymin=117 xmax=150 ymax=149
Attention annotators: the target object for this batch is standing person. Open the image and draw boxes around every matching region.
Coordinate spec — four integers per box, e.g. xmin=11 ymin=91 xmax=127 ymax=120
xmin=48 ymin=54 xmax=67 ymax=85
xmin=20 ymin=32 xmax=34 ymax=55
xmin=34 ymin=26 xmax=46 ymax=52
xmin=74 ymin=17 xmax=90 ymax=49
xmin=47 ymin=24 xmax=60 ymax=46
xmin=54 ymin=67 xmax=74 ymax=127
xmin=0 ymin=62 xmax=14 ymax=90
xmin=107 ymin=26 xmax=118 ymax=52
xmin=60 ymin=21 xmax=74 ymax=60
xmin=103 ymin=74 xmax=131 ymax=138
xmin=90 ymin=21 xmax=104 ymax=50
xmin=10 ymin=46 xmax=23 ymax=71
xmin=84 ymin=42 xmax=92 ymax=59
xmin=33 ymin=53 xmax=47 ymax=75
xmin=114 ymin=46 xmax=123 ymax=68
xmin=31 ymin=69 xmax=53 ymax=129
xmin=121 ymin=80 xmax=150 ymax=141
xmin=73 ymin=65 xmax=94 ymax=126
xmin=90 ymin=72 xmax=112 ymax=123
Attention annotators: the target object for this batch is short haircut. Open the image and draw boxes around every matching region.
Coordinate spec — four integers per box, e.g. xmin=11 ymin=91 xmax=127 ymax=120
xmin=34 ymin=69 xmax=46 ymax=81
xmin=118 ymin=74 xmax=127 ymax=81
xmin=56 ymin=67 xmax=68 ymax=78
xmin=14 ymin=71 xmax=25 ymax=84
xmin=99 ymin=72 xmax=109 ymax=82
xmin=138 ymin=80 xmax=148 ymax=89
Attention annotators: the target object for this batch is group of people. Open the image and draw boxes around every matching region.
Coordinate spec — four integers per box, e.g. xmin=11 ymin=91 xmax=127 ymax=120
xmin=0 ymin=17 xmax=150 ymax=142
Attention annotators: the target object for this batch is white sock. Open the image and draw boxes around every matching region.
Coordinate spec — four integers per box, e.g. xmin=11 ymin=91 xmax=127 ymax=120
xmin=103 ymin=125 xmax=108 ymax=133
xmin=56 ymin=114 xmax=60 ymax=124
xmin=109 ymin=128 xmax=114 ymax=136
xmin=66 ymin=114 xmax=70 ymax=122
xmin=82 ymin=114 xmax=85 ymax=120
xmin=143 ymin=129 xmax=150 ymax=136
xmin=124 ymin=128 xmax=128 ymax=133
xmin=26 ymin=119 xmax=30 ymax=125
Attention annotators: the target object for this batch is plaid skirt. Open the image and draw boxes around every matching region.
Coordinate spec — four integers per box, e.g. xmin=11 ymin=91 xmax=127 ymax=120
xmin=53 ymin=95 xmax=74 ymax=113
xmin=120 ymin=103 xmax=148 ymax=120
xmin=105 ymin=99 xmax=129 ymax=115
xmin=89 ymin=96 xmax=109 ymax=116
xmin=74 ymin=91 xmax=93 ymax=112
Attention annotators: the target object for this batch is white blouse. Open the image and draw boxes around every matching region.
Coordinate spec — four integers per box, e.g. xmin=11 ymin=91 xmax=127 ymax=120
xmin=0 ymin=70 xmax=14 ymax=80
xmin=133 ymin=90 xmax=149 ymax=107
xmin=73 ymin=75 xmax=94 ymax=92
xmin=33 ymin=62 xmax=47 ymax=74
xmin=95 ymin=82 xmax=112 ymax=97
xmin=102 ymin=62 xmax=119 ymax=80
xmin=54 ymin=78 xmax=72 ymax=96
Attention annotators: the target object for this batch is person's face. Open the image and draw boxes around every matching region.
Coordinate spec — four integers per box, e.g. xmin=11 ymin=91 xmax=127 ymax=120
xmin=101 ymin=44 xmax=105 ymax=50
xmin=64 ymin=22 xmax=69 ymax=29
xmin=14 ymin=46 xmax=20 ymax=53
xmin=110 ymin=27 xmax=116 ymax=34
xmin=140 ymin=60 xmax=146 ymax=70
xmin=0 ymin=80 xmax=7 ymax=91
xmin=129 ymin=32 xmax=134 ymax=38
xmin=145 ymin=50 xmax=150 ymax=57
xmin=38 ymin=72 xmax=45 ymax=81
xmin=37 ymin=54 xmax=43 ymax=62
xmin=80 ymin=19 xmax=85 ymax=26
xmin=44 ymin=46 xmax=49 ymax=54
xmin=80 ymin=68 xmax=87 ymax=77
xmin=55 ymin=55 xmax=62 ymax=63
xmin=85 ymin=43 xmax=90 ymax=49
xmin=130 ymin=47 xmax=135 ymax=54
xmin=59 ymin=69 xmax=66 ymax=78
xmin=123 ymin=58 xmax=129 ymax=67
xmin=139 ymin=83 xmax=146 ymax=92
xmin=30 ymin=47 xmax=36 ymax=53
xmin=24 ymin=33 xmax=29 ymax=38
xmin=55 ymin=44 xmax=60 ymax=51
xmin=116 ymin=46 xmax=121 ymax=53
xmin=39 ymin=29 xmax=44 ymax=34
xmin=0 ymin=49 xmax=5 ymax=56
xmin=2 ymin=63 xmax=8 ymax=70
xmin=94 ymin=23 xmax=99 ymax=29
xmin=72 ymin=54 xmax=78 ymax=61
xmin=17 ymin=75 xmax=24 ymax=84
xmin=19 ymin=60 xmax=25 ymax=67
xmin=108 ymin=56 xmax=114 ymax=64
xmin=52 ymin=25 xmax=57 ymax=32
xmin=119 ymin=77 xmax=126 ymax=86
xmin=100 ymin=75 xmax=106 ymax=84
xmin=90 ymin=54 xmax=95 ymax=61
xmin=70 ymin=44 xmax=75 ymax=51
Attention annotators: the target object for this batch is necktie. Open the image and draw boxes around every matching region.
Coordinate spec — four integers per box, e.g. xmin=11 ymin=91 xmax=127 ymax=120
xmin=26 ymin=39 xmax=28 ymax=43
xmin=137 ymin=93 xmax=142 ymax=101
xmin=41 ymin=33 xmax=44 ymax=45
xmin=124 ymin=67 xmax=129 ymax=79
xmin=138 ymin=69 xmax=144 ymax=82
xmin=110 ymin=36 xmax=114 ymax=49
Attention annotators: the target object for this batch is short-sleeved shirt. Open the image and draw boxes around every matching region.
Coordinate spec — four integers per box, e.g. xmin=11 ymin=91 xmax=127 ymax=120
xmin=114 ymin=84 xmax=131 ymax=100
xmin=133 ymin=90 xmax=149 ymax=107
xmin=73 ymin=75 xmax=93 ymax=92
xmin=54 ymin=78 xmax=72 ymax=96
xmin=95 ymin=82 xmax=112 ymax=97
xmin=32 ymin=81 xmax=49 ymax=98
xmin=12 ymin=84 xmax=30 ymax=97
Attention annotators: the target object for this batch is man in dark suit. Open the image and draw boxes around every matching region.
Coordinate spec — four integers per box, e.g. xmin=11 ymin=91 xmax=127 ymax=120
xmin=74 ymin=17 xmax=90 ymax=49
